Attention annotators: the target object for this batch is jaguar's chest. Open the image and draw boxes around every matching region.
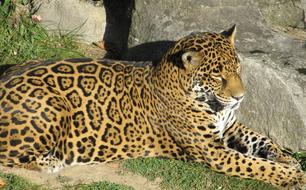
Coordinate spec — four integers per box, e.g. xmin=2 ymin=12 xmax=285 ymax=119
xmin=212 ymin=109 xmax=236 ymax=138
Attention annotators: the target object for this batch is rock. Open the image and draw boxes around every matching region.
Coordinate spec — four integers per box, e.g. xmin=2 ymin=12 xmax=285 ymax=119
xmin=301 ymin=0 xmax=306 ymax=25
xmin=258 ymin=0 xmax=304 ymax=28
xmin=127 ymin=0 xmax=305 ymax=53
xmin=237 ymin=55 xmax=306 ymax=151
xmin=32 ymin=0 xmax=133 ymax=57
xmin=33 ymin=0 xmax=106 ymax=44
xmin=124 ymin=0 xmax=306 ymax=151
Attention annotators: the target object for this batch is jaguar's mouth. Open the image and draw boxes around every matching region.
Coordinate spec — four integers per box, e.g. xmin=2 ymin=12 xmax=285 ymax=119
xmin=230 ymin=102 xmax=241 ymax=110
xmin=194 ymin=96 xmax=207 ymax=102
xmin=194 ymin=91 xmax=242 ymax=112
xmin=194 ymin=92 xmax=225 ymax=112
xmin=207 ymin=99 xmax=224 ymax=112
xmin=214 ymin=97 xmax=242 ymax=111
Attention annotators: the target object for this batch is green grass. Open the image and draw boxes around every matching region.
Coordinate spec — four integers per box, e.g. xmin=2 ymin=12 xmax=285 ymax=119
xmin=122 ymin=158 xmax=277 ymax=190
xmin=78 ymin=181 xmax=134 ymax=190
xmin=0 ymin=172 xmax=44 ymax=190
xmin=0 ymin=0 xmax=84 ymax=65
xmin=293 ymin=151 xmax=306 ymax=171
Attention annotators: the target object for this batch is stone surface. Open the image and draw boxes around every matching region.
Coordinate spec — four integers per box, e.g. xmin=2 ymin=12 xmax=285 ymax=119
xmin=237 ymin=55 xmax=306 ymax=151
xmin=258 ymin=0 xmax=304 ymax=28
xmin=127 ymin=0 xmax=305 ymax=52
xmin=33 ymin=0 xmax=106 ymax=43
xmin=32 ymin=0 xmax=133 ymax=56
xmin=125 ymin=0 xmax=306 ymax=151
xmin=301 ymin=0 xmax=306 ymax=25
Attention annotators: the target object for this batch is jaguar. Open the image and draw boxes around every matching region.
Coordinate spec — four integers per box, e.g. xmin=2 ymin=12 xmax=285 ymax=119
xmin=0 ymin=25 xmax=305 ymax=189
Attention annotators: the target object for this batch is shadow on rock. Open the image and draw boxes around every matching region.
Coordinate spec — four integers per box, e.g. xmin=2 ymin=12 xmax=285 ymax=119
xmin=123 ymin=40 xmax=175 ymax=62
xmin=102 ymin=0 xmax=174 ymax=62
xmin=296 ymin=68 xmax=306 ymax=75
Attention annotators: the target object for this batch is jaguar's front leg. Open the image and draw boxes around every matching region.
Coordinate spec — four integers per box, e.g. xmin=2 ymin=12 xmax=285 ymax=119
xmin=187 ymin=141 xmax=306 ymax=190
xmin=223 ymin=121 xmax=300 ymax=168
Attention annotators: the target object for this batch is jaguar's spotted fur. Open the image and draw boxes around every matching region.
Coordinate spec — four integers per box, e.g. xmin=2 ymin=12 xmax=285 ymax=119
xmin=0 ymin=26 xmax=305 ymax=189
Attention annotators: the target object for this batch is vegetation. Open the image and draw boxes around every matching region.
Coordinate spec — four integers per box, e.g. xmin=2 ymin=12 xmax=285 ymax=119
xmin=293 ymin=151 xmax=306 ymax=171
xmin=0 ymin=172 xmax=44 ymax=190
xmin=0 ymin=0 xmax=83 ymax=65
xmin=122 ymin=158 xmax=277 ymax=190
xmin=79 ymin=181 xmax=133 ymax=190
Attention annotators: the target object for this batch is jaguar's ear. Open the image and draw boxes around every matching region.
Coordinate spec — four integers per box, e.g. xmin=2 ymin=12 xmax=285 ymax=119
xmin=221 ymin=25 xmax=236 ymax=45
xmin=168 ymin=51 xmax=201 ymax=69
xmin=182 ymin=51 xmax=201 ymax=68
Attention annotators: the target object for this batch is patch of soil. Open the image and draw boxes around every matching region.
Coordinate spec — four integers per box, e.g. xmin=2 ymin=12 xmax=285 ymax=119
xmin=0 ymin=162 xmax=161 ymax=190
xmin=76 ymin=42 xmax=107 ymax=58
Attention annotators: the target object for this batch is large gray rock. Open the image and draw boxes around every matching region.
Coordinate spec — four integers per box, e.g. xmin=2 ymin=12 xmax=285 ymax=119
xmin=32 ymin=0 xmax=133 ymax=57
xmin=258 ymin=0 xmax=304 ymax=28
xmin=303 ymin=0 xmax=306 ymax=20
xmin=127 ymin=0 xmax=305 ymax=52
xmin=33 ymin=0 xmax=106 ymax=43
xmin=238 ymin=55 xmax=306 ymax=151
xmin=125 ymin=0 xmax=306 ymax=151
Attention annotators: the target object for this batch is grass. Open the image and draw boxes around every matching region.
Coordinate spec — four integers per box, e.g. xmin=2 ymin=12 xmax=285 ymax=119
xmin=0 ymin=0 xmax=84 ymax=65
xmin=0 ymin=172 xmax=44 ymax=190
xmin=78 ymin=181 xmax=134 ymax=190
xmin=122 ymin=158 xmax=277 ymax=190
xmin=293 ymin=151 xmax=306 ymax=171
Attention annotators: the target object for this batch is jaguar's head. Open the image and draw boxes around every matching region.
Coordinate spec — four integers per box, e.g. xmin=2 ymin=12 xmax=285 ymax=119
xmin=166 ymin=25 xmax=245 ymax=111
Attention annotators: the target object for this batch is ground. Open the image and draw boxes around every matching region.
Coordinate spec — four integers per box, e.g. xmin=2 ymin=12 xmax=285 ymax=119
xmin=0 ymin=157 xmax=278 ymax=190
xmin=0 ymin=163 xmax=160 ymax=190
